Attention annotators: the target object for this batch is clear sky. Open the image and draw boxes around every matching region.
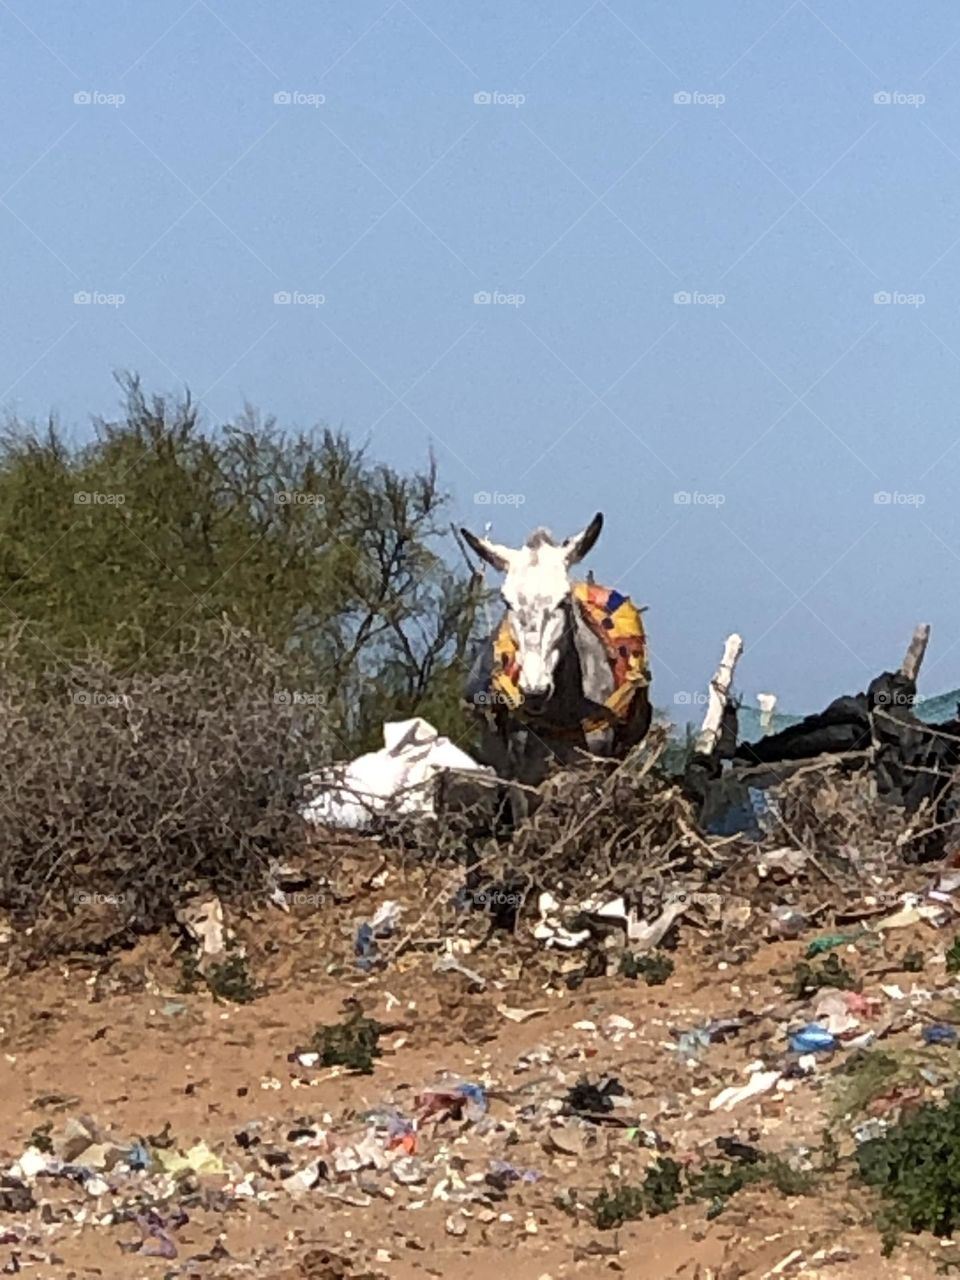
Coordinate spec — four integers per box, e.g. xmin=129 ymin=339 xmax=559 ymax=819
xmin=3 ymin=1 xmax=960 ymax=713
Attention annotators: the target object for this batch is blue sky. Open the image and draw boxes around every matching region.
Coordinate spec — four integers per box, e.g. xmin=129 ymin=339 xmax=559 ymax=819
xmin=3 ymin=1 xmax=960 ymax=712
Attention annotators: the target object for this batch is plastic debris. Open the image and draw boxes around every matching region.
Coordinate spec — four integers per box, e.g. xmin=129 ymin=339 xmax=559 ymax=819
xmin=155 ymin=1141 xmax=225 ymax=1176
xmin=789 ymin=1023 xmax=838 ymax=1054
xmin=770 ymin=904 xmax=806 ymax=940
xmin=709 ymin=1070 xmax=782 ymax=1112
xmin=355 ymin=899 xmax=401 ymax=971
xmin=805 ymin=931 xmax=864 ymax=957
xmin=302 ymin=717 xmax=493 ymax=828
xmin=922 ymin=1023 xmax=958 ymax=1045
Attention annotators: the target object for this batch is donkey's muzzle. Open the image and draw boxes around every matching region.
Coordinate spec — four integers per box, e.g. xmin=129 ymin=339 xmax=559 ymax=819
xmin=520 ymin=687 xmax=552 ymax=716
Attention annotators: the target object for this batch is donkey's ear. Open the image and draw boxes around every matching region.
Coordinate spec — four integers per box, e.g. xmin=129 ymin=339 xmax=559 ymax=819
xmin=460 ymin=527 xmax=513 ymax=573
xmin=563 ymin=512 xmax=603 ymax=566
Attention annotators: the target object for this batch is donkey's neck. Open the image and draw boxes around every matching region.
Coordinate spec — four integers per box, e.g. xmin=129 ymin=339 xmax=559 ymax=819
xmin=546 ymin=591 xmax=614 ymax=726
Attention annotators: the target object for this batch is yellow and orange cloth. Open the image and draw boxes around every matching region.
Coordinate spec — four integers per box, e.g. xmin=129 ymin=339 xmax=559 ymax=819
xmin=491 ymin=582 xmax=649 ymax=731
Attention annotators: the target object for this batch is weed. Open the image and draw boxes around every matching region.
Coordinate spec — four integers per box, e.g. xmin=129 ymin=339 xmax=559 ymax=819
xmin=790 ymin=952 xmax=858 ymax=998
xmin=593 ymin=1147 xmax=815 ymax=1229
xmin=902 ymin=947 xmax=924 ymax=972
xmin=309 ymin=1009 xmax=383 ymax=1074
xmin=946 ymin=937 xmax=960 ymax=975
xmin=619 ymin=951 xmax=674 ymax=985
xmin=831 ymin=1048 xmax=900 ymax=1119
xmin=28 ymin=1123 xmax=53 ymax=1154
xmin=177 ymin=946 xmax=257 ymax=1004
xmin=205 ymin=951 xmax=257 ymax=1004
xmin=592 ymin=1158 xmax=682 ymax=1228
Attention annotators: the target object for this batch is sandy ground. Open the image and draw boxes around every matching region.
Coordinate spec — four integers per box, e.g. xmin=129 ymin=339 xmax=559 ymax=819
xmin=0 ymin=845 xmax=957 ymax=1280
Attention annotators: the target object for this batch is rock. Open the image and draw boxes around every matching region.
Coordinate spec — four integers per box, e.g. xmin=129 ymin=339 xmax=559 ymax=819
xmin=543 ymin=1124 xmax=587 ymax=1157
xmin=55 ymin=1116 xmax=101 ymax=1163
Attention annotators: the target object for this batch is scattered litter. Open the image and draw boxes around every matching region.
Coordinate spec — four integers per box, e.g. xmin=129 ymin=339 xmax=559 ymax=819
xmin=922 ymin=1024 xmax=958 ymax=1045
xmin=302 ymin=718 xmax=493 ymax=829
xmin=788 ymin=1023 xmax=838 ymax=1054
xmin=497 ymin=1004 xmax=548 ymax=1023
xmin=355 ymin=900 xmax=401 ymax=972
xmin=805 ymin=931 xmax=864 ymax=957
xmin=709 ymin=1070 xmax=782 ymax=1112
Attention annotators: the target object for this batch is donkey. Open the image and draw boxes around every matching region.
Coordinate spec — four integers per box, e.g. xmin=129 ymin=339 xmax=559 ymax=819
xmin=461 ymin=512 xmax=651 ymax=812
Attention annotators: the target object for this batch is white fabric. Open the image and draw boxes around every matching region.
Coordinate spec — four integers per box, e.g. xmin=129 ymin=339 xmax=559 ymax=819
xmin=301 ymin=717 xmax=493 ymax=830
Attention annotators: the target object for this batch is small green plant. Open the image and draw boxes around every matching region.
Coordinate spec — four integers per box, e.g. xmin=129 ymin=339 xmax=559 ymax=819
xmin=177 ymin=952 xmax=200 ymax=994
xmin=856 ymin=1088 xmax=960 ymax=1252
xmin=831 ymin=1048 xmax=900 ymax=1119
xmin=28 ymin=1123 xmax=53 ymax=1154
xmin=205 ymin=951 xmax=257 ymax=1004
xmin=790 ymin=951 xmax=857 ymax=998
xmin=592 ymin=1148 xmax=815 ymax=1229
xmin=592 ymin=1158 xmax=682 ymax=1228
xmin=946 ymin=937 xmax=960 ymax=974
xmin=902 ymin=947 xmax=924 ymax=973
xmin=309 ymin=1009 xmax=383 ymax=1074
xmin=177 ymin=947 xmax=257 ymax=1004
xmin=619 ymin=951 xmax=674 ymax=985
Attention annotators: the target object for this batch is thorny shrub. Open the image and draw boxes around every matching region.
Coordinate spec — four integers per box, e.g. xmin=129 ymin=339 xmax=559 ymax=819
xmin=0 ymin=624 xmax=330 ymax=951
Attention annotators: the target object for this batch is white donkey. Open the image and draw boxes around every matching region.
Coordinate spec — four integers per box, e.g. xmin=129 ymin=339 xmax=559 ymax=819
xmin=461 ymin=512 xmax=651 ymax=808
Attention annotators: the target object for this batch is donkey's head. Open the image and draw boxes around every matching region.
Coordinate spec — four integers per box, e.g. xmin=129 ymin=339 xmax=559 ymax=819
xmin=461 ymin=512 xmax=603 ymax=711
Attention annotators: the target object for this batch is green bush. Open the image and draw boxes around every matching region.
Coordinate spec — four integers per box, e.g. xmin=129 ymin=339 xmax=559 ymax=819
xmin=857 ymin=1088 xmax=960 ymax=1249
